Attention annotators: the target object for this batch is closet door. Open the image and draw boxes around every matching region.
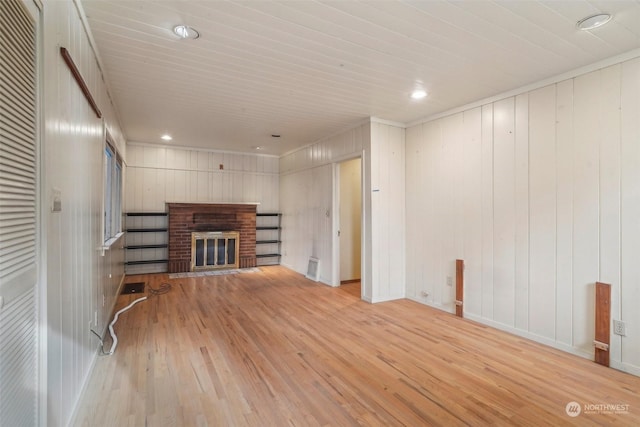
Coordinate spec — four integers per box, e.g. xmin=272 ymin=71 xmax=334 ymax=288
xmin=0 ymin=0 xmax=39 ymax=425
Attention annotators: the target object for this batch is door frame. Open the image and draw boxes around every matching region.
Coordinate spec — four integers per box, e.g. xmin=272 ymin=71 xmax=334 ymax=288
xmin=331 ymin=155 xmax=363 ymax=295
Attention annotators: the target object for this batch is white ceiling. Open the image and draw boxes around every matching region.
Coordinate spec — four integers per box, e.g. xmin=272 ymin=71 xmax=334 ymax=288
xmin=81 ymin=0 xmax=640 ymax=155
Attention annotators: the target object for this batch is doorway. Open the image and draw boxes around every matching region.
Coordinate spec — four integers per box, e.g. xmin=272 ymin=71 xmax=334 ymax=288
xmin=336 ymin=157 xmax=362 ymax=294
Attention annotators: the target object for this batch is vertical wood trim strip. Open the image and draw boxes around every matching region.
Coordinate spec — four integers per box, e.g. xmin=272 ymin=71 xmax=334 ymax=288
xmin=595 ymin=282 xmax=611 ymax=367
xmin=456 ymin=259 xmax=464 ymax=317
xmin=60 ymin=47 xmax=102 ymax=118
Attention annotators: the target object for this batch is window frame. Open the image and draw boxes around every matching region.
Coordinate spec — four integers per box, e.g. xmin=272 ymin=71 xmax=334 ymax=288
xmin=103 ymin=134 xmax=123 ymax=245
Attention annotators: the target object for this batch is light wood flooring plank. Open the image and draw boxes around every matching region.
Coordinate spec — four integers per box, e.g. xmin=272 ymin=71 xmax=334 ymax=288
xmin=74 ymin=266 xmax=640 ymax=426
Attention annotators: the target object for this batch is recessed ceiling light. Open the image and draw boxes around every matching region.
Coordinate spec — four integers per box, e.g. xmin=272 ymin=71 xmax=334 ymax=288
xmin=161 ymin=134 xmax=172 ymax=141
xmin=576 ymin=13 xmax=612 ymax=31
xmin=411 ymin=89 xmax=427 ymax=100
xmin=173 ymin=25 xmax=200 ymax=39
xmin=253 ymin=146 xmax=263 ymax=150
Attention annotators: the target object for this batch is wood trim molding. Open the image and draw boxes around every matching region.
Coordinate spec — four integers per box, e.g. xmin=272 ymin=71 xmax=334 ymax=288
xmin=60 ymin=47 xmax=102 ymax=118
xmin=594 ymin=282 xmax=611 ymax=367
xmin=455 ymin=259 xmax=464 ymax=317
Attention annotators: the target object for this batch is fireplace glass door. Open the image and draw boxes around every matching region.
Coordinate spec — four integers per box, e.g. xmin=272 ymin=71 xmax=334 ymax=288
xmin=191 ymin=231 xmax=239 ymax=271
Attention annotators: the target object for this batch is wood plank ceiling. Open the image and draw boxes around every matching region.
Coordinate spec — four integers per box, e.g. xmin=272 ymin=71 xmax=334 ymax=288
xmin=80 ymin=0 xmax=640 ymax=155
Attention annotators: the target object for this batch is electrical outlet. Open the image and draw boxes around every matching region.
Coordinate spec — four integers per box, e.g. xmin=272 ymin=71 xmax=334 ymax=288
xmin=94 ymin=310 xmax=98 ymax=326
xmin=613 ymin=320 xmax=626 ymax=336
xmin=446 ymin=276 xmax=453 ymax=287
xmin=420 ymin=291 xmax=429 ymax=297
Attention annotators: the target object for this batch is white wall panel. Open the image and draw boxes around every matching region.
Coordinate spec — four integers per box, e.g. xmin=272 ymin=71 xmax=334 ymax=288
xmin=555 ymin=79 xmax=574 ymax=346
xmin=190 ymin=151 xmax=199 ymax=170
xmin=125 ymin=144 xmax=279 ymax=213
xmin=528 ymin=85 xmax=557 ymax=340
xmin=126 ymin=167 xmax=139 ymax=211
xmin=513 ymin=93 xmax=528 ymax=328
xmin=599 ymin=64 xmax=621 ymax=364
xmin=405 ymin=56 xmax=640 ymax=374
xmin=197 ymin=151 xmax=208 ymax=171
xmin=156 ymin=146 xmax=167 ymax=169
xmin=451 ymin=114 xmax=465 ymax=301
xmin=621 ymin=58 xmax=640 ymax=372
xmin=440 ymin=114 xmax=464 ymax=309
xmin=370 ymin=123 xmax=384 ymax=300
xmin=422 ymin=121 xmax=440 ymax=305
xmin=572 ymin=71 xmax=600 ymax=352
xmin=141 ymin=168 xmax=158 ymax=210
xmin=175 ymin=170 xmax=188 ymax=203
xmin=405 ymin=124 xmax=422 ymax=299
xmin=370 ymin=122 xmax=405 ymax=302
xmin=168 ymin=147 xmax=187 ymax=169
xmin=492 ymin=97 xmax=515 ymax=326
xmin=481 ymin=105 xmax=494 ymax=319
xmin=142 ymin=145 xmax=159 ymax=169
xmin=42 ymin=1 xmax=128 ymax=425
xmin=430 ymin=119 xmax=445 ymax=307
xmin=462 ymin=108 xmax=483 ymax=316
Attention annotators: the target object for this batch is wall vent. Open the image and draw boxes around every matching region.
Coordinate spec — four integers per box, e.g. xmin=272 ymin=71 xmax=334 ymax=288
xmin=306 ymin=257 xmax=320 ymax=281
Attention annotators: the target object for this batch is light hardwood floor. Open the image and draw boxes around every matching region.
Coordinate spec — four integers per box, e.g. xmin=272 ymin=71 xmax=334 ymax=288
xmin=74 ymin=266 xmax=640 ymax=426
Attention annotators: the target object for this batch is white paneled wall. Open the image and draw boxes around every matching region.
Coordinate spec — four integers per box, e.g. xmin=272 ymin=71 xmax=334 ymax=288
xmin=406 ymin=57 xmax=640 ymax=375
xmin=368 ymin=122 xmax=406 ymax=302
xmin=620 ymin=58 xmax=640 ymax=373
xmin=280 ymin=120 xmax=405 ymax=303
xmin=280 ymin=165 xmax=334 ymax=282
xmin=280 ymin=123 xmax=368 ymax=286
xmin=42 ymin=1 xmax=127 ymax=425
xmin=103 ymin=235 xmax=125 ymax=325
xmin=125 ymin=143 xmax=279 ymax=213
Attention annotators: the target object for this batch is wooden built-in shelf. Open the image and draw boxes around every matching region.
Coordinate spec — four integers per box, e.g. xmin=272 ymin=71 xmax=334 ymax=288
xmin=256 ymin=240 xmax=281 ymax=244
xmin=126 ymin=228 xmax=168 ymax=233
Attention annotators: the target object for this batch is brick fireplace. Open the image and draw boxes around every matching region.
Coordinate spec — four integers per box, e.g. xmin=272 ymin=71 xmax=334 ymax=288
xmin=167 ymin=203 xmax=257 ymax=272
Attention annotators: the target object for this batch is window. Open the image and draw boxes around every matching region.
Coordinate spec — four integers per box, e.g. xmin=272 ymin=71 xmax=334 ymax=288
xmin=104 ymin=137 xmax=122 ymax=242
